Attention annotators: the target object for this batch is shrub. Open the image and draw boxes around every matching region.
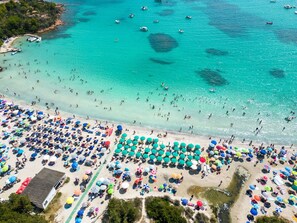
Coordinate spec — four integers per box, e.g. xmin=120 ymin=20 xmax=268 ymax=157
xmin=255 ymin=216 xmax=290 ymax=223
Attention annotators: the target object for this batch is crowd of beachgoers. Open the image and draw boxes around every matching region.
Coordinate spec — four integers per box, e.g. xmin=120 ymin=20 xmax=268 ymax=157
xmin=0 ymin=98 xmax=297 ymax=223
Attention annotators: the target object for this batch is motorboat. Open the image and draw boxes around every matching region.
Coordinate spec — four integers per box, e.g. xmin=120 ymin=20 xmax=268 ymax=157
xmin=153 ymin=20 xmax=159 ymax=23
xmin=129 ymin=13 xmax=134 ymax=18
xmin=209 ymin=88 xmax=216 ymax=93
xmin=141 ymin=6 xmax=148 ymax=11
xmin=284 ymin=5 xmax=292 ymax=9
xmin=140 ymin=26 xmax=148 ymax=32
xmin=185 ymin=15 xmax=192 ymax=19
xmin=27 ymin=37 xmax=37 ymax=42
xmin=178 ymin=29 xmax=184 ymax=33
xmin=295 ymin=10 xmax=297 ymax=14
xmin=115 ymin=19 xmax=120 ymax=24
xmin=11 ymin=49 xmax=21 ymax=55
xmin=266 ymin=21 xmax=273 ymax=25
xmin=36 ymin=37 xmax=42 ymax=42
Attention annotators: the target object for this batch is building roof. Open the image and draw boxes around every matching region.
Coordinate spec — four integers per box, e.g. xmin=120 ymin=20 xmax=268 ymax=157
xmin=23 ymin=168 xmax=65 ymax=209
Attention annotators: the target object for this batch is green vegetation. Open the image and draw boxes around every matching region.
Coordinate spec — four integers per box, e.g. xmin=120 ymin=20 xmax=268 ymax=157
xmin=145 ymin=197 xmax=187 ymax=223
xmin=64 ymin=177 xmax=70 ymax=184
xmin=102 ymin=198 xmax=142 ymax=223
xmin=195 ymin=212 xmax=216 ymax=223
xmin=0 ymin=193 xmax=47 ymax=223
xmin=0 ymin=0 xmax=62 ymax=45
xmin=255 ymin=216 xmax=291 ymax=223
xmin=44 ymin=192 xmax=62 ymax=223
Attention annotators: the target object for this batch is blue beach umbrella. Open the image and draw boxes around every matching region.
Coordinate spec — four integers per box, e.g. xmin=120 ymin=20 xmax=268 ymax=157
xmin=181 ymin=198 xmax=188 ymax=205
xmin=249 ymin=185 xmax=256 ymax=190
xmin=75 ymin=218 xmax=82 ymax=223
xmin=211 ymin=140 xmax=217 ymax=145
xmin=260 ymin=149 xmax=267 ymax=155
xmin=9 ymin=176 xmax=17 ymax=183
xmin=72 ymin=162 xmax=78 ymax=169
xmin=117 ymin=125 xmax=123 ymax=131
xmin=77 ymin=209 xmax=84 ymax=217
xmin=250 ymin=208 xmax=258 ymax=216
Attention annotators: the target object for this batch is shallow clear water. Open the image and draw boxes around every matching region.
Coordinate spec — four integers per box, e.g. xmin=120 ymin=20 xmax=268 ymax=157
xmin=1 ymin=0 xmax=297 ymax=144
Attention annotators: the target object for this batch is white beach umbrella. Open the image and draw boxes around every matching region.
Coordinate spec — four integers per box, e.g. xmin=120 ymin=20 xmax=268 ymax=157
xmin=121 ymin=182 xmax=129 ymax=189
xmin=191 ymin=165 xmax=197 ymax=170
xmin=100 ymin=185 xmax=107 ymax=190
xmin=43 ymin=155 xmax=50 ymax=160
xmin=101 ymin=147 xmax=107 ymax=153
xmin=192 ymin=160 xmax=198 ymax=165
xmin=50 ymin=156 xmax=57 ymax=162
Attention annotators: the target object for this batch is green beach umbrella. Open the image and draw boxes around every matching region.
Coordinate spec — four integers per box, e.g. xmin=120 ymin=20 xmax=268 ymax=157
xmin=129 ymin=151 xmax=135 ymax=157
xmin=131 ymin=146 xmax=137 ymax=151
xmin=126 ymin=139 xmax=132 ymax=145
xmin=264 ymin=186 xmax=272 ymax=192
xmin=195 ymin=144 xmax=201 ymax=149
xmin=153 ymin=138 xmax=159 ymax=143
xmin=122 ymin=150 xmax=128 ymax=156
xmin=165 ymin=151 xmax=171 ymax=157
xmin=158 ymin=150 xmax=164 ymax=156
xmin=173 ymin=146 xmax=179 ymax=151
xmin=149 ymin=155 xmax=156 ymax=160
xmin=133 ymin=140 xmax=138 ymax=145
xmin=188 ymin=144 xmax=194 ymax=149
xmin=160 ymin=144 xmax=166 ymax=149
xmin=115 ymin=148 xmax=121 ymax=154
xmin=2 ymin=165 xmax=8 ymax=172
xmin=195 ymin=150 xmax=201 ymax=155
xmin=171 ymin=158 xmax=177 ymax=163
xmin=121 ymin=133 xmax=127 ymax=138
xmin=143 ymin=154 xmax=149 ymax=159
xmin=119 ymin=138 xmax=125 ymax=143
xmin=172 ymin=152 xmax=179 ymax=157
xmin=140 ymin=136 xmax=146 ymax=141
xmin=124 ymin=145 xmax=129 ymax=150
xmin=180 ymin=154 xmax=186 ymax=159
xmin=147 ymin=138 xmax=153 ymax=143
xmin=181 ymin=148 xmax=187 ymax=153
xmin=108 ymin=188 xmax=114 ymax=194
xmin=153 ymin=144 xmax=158 ymax=149
xmin=136 ymin=152 xmax=141 ymax=158
xmin=186 ymin=161 xmax=193 ymax=167
xmin=145 ymin=148 xmax=150 ymax=153
xmin=174 ymin=142 xmax=179 ymax=147
xmin=134 ymin=136 xmax=139 ymax=140
xmin=178 ymin=159 xmax=185 ymax=165
xmin=180 ymin=142 xmax=186 ymax=148
xmin=108 ymin=183 xmax=114 ymax=189
xmin=188 ymin=155 xmax=193 ymax=160
xmin=151 ymin=149 xmax=157 ymax=154
xmin=163 ymin=157 xmax=170 ymax=163
xmin=157 ymin=156 xmax=163 ymax=162
xmin=117 ymin=144 xmax=123 ymax=149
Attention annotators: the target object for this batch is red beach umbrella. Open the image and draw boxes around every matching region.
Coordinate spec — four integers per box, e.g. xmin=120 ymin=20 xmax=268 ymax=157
xmin=104 ymin=141 xmax=110 ymax=148
xmin=197 ymin=201 xmax=203 ymax=207
xmin=200 ymin=157 xmax=206 ymax=163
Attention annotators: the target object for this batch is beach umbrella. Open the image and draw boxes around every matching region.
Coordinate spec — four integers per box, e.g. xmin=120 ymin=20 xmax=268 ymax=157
xmin=172 ymin=152 xmax=179 ymax=157
xmin=160 ymin=144 xmax=166 ymax=149
xmin=143 ymin=154 xmax=149 ymax=159
xmin=71 ymin=154 xmax=78 ymax=159
xmin=131 ymin=146 xmax=137 ymax=151
xmin=124 ymin=145 xmax=129 ymax=150
xmin=195 ymin=150 xmax=201 ymax=155
xmin=121 ymin=133 xmax=127 ymax=138
xmin=140 ymin=136 xmax=146 ymax=141
xmin=126 ymin=139 xmax=132 ymax=145
xmin=31 ymin=153 xmax=38 ymax=158
xmin=211 ymin=140 xmax=217 ymax=145
xmin=181 ymin=148 xmax=187 ymax=153
xmin=276 ymin=196 xmax=283 ymax=202
xmin=115 ymin=148 xmax=121 ymax=154
xmin=200 ymin=157 xmax=206 ymax=163
xmin=153 ymin=138 xmax=159 ymax=143
xmin=187 ymin=144 xmax=194 ymax=150
xmin=188 ymin=155 xmax=193 ymax=160
xmin=181 ymin=198 xmax=188 ymax=205
xmin=261 ymin=191 xmax=268 ymax=198
xmin=72 ymin=162 xmax=78 ymax=169
xmin=129 ymin=151 xmax=135 ymax=157
xmin=9 ymin=176 xmax=17 ymax=183
xmin=134 ymin=135 xmax=139 ymax=140
xmin=136 ymin=152 xmax=141 ymax=158
xmin=173 ymin=146 xmax=179 ymax=151
xmin=66 ymin=197 xmax=74 ymax=204
xmin=77 ymin=209 xmax=84 ymax=217
xmin=75 ymin=218 xmax=82 ymax=223
xmin=132 ymin=140 xmax=138 ymax=146
xmin=165 ymin=151 xmax=171 ymax=157
xmin=82 ymin=175 xmax=88 ymax=180
xmin=178 ymin=159 xmax=185 ymax=165
xmin=192 ymin=160 xmax=198 ymax=165
xmin=100 ymin=185 xmax=107 ymax=190
xmin=117 ymin=144 xmax=123 ymax=149
xmin=153 ymin=144 xmax=158 ymax=149
xmin=186 ymin=161 xmax=193 ymax=167
xmin=74 ymin=189 xmax=81 ymax=196
xmin=116 ymin=163 xmax=122 ymax=169
xmin=163 ymin=157 xmax=170 ymax=163
xmin=151 ymin=149 xmax=157 ymax=154
xmin=260 ymin=149 xmax=267 ymax=155
xmin=147 ymin=138 xmax=153 ymax=143
xmin=191 ymin=165 xmax=197 ymax=170
xmin=180 ymin=154 xmax=186 ymax=159
xmin=196 ymin=201 xmax=203 ymax=207
xmin=195 ymin=144 xmax=201 ymax=149
xmin=119 ymin=138 xmax=125 ymax=143
xmin=108 ymin=188 xmax=114 ymax=195
xmin=250 ymin=208 xmax=258 ymax=216
xmin=249 ymin=185 xmax=256 ymax=190
xmin=253 ymin=195 xmax=260 ymax=201
xmin=149 ymin=154 xmax=156 ymax=160
xmin=264 ymin=186 xmax=272 ymax=192
xmin=122 ymin=182 xmax=129 ymax=189
xmin=145 ymin=148 xmax=150 ymax=153
xmin=194 ymin=155 xmax=200 ymax=161
xmin=180 ymin=142 xmax=186 ymax=148
xmin=91 ymin=186 xmax=100 ymax=193
xmin=122 ymin=150 xmax=128 ymax=156
xmin=171 ymin=158 xmax=177 ymax=163
xmin=174 ymin=142 xmax=179 ymax=147
xmin=117 ymin=125 xmax=123 ymax=131
xmin=157 ymin=156 xmax=163 ymax=162
xmin=43 ymin=155 xmax=50 ymax=160
xmin=158 ymin=150 xmax=164 ymax=156
xmin=2 ymin=165 xmax=9 ymax=172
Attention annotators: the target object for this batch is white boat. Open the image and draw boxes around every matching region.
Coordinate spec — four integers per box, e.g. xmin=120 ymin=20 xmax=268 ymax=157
xmin=129 ymin=13 xmax=134 ymax=18
xmin=185 ymin=15 xmax=192 ymax=19
xmin=115 ymin=19 xmax=120 ymax=24
xmin=295 ymin=10 xmax=297 ymax=14
xmin=140 ymin=26 xmax=148 ymax=32
xmin=178 ymin=29 xmax=184 ymax=33
xmin=36 ymin=37 xmax=42 ymax=42
xmin=284 ymin=5 xmax=292 ymax=9
xmin=153 ymin=20 xmax=159 ymax=23
xmin=209 ymin=88 xmax=216 ymax=93
xmin=141 ymin=6 xmax=148 ymax=11
xmin=27 ymin=37 xmax=37 ymax=42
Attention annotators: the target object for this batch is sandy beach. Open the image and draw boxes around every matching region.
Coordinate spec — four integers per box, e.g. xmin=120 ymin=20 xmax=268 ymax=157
xmin=0 ymin=37 xmax=19 ymax=54
xmin=0 ymin=94 xmax=296 ymax=223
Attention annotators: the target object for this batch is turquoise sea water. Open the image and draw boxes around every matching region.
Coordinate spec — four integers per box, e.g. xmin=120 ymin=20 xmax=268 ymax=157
xmin=1 ymin=0 xmax=297 ymax=144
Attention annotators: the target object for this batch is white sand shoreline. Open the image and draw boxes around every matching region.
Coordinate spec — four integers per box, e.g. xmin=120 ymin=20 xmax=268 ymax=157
xmin=0 ymin=37 xmax=20 ymax=54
